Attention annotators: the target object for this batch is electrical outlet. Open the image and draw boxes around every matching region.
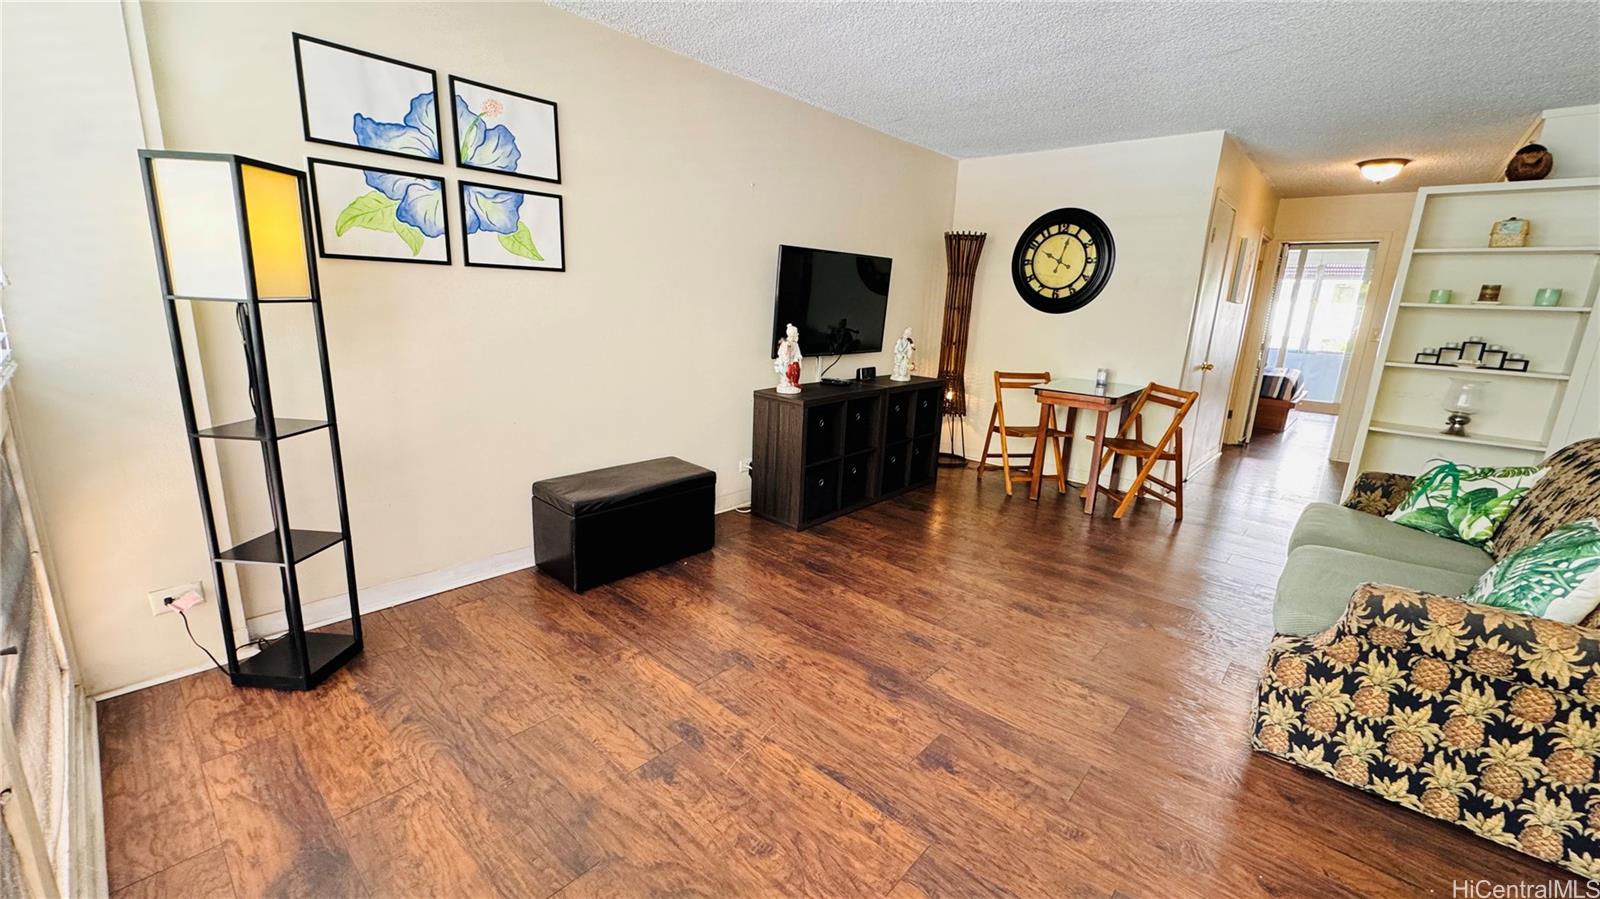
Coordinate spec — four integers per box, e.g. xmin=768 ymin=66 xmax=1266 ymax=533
xmin=738 ymin=458 xmax=753 ymax=474
xmin=148 ymin=582 xmax=203 ymax=617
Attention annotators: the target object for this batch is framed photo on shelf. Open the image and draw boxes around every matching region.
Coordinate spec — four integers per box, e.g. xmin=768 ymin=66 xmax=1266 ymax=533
xmin=294 ymin=34 xmax=443 ymax=163
xmin=1488 ymin=217 xmax=1531 ymax=248
xmin=307 ymin=158 xmax=451 ymax=265
xmin=449 ymin=75 xmax=561 ymax=184
xmin=458 ymin=180 xmax=565 ymax=271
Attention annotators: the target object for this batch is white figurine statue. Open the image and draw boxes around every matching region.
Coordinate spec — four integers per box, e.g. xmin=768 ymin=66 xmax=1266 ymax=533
xmin=890 ymin=328 xmax=915 ymax=381
xmin=775 ymin=322 xmax=803 ymax=394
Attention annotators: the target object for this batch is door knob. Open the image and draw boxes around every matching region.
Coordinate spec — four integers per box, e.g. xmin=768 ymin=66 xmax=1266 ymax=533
xmin=1199 ymin=362 xmax=1216 ymax=371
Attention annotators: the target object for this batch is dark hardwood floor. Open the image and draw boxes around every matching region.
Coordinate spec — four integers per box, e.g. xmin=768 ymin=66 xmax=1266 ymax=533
xmin=100 ymin=415 xmax=1567 ymax=897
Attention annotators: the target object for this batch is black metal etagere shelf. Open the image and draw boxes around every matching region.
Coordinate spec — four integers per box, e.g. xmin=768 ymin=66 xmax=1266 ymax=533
xmin=138 ymin=150 xmax=361 ymax=691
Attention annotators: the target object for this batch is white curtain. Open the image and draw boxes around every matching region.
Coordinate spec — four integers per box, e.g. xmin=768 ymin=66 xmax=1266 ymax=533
xmin=0 ymin=446 xmax=69 ymax=898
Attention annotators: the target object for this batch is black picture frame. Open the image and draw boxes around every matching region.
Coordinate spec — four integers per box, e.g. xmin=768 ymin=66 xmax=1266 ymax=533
xmin=293 ymin=34 xmax=443 ymax=163
xmin=458 ymin=180 xmax=566 ymax=272
xmin=306 ymin=157 xmax=452 ymax=266
xmin=448 ymin=74 xmax=562 ymax=184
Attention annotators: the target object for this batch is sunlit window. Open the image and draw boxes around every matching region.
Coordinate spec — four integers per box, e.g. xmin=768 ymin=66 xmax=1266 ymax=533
xmin=1264 ymin=245 xmax=1375 ymax=405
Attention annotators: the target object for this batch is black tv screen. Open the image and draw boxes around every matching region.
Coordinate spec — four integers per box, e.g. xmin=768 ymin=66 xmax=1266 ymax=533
xmin=771 ymin=245 xmax=891 ymax=358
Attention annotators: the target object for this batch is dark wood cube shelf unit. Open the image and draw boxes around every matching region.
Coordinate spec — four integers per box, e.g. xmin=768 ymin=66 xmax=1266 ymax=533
xmin=752 ymin=375 xmax=941 ymax=529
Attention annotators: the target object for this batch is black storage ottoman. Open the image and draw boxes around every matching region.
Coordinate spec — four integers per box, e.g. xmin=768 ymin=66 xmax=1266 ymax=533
xmin=531 ymin=456 xmax=716 ymax=592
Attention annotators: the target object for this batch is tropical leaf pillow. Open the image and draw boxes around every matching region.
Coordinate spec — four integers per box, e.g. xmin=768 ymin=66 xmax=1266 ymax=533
xmin=1386 ymin=459 xmax=1544 ymax=545
xmin=1461 ymin=518 xmax=1600 ymax=623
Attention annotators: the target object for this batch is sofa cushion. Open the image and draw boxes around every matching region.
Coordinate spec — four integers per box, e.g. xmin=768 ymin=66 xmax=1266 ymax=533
xmin=1386 ymin=460 xmax=1544 ymax=546
xmin=1463 ymin=519 xmax=1600 ymax=624
xmin=1273 ymin=545 xmax=1485 ymax=636
xmin=1491 ymin=437 xmax=1600 ymax=561
xmin=1290 ymin=502 xmax=1494 ymax=576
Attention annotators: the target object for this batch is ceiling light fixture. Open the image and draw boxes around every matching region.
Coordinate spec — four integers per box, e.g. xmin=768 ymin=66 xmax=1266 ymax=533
xmin=1357 ymin=158 xmax=1410 ymax=183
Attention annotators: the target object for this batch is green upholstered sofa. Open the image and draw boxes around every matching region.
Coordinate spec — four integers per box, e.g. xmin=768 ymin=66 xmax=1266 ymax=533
xmin=1254 ymin=438 xmax=1600 ymax=877
xmin=1274 ymin=493 xmax=1493 ymax=636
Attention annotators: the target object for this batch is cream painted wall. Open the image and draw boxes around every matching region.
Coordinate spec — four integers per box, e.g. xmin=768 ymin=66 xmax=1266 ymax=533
xmin=1534 ymin=105 xmax=1600 ymax=179
xmin=1227 ymin=192 xmax=1417 ymax=461
xmin=0 ymin=2 xmax=230 ymax=692
xmin=951 ymin=132 xmax=1225 ymax=484
xmin=4 ymin=1 xmax=956 ymax=693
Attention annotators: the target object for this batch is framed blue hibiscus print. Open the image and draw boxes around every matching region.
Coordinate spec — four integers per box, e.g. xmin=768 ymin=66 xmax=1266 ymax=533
xmin=293 ymin=34 xmax=443 ymax=163
xmin=308 ymin=158 xmax=450 ymax=264
xmin=449 ymin=75 xmax=560 ymax=184
xmin=458 ymin=181 xmax=564 ymax=271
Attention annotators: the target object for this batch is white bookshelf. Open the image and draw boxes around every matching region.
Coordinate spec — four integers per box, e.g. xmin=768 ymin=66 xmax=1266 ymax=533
xmin=1396 ymin=302 xmax=1591 ymax=314
xmin=1366 ymin=421 xmax=1547 ymax=452
xmin=1411 ymin=246 xmax=1600 ymax=255
xmin=1344 ymin=177 xmax=1600 ymax=494
xmin=1381 ymin=361 xmax=1571 ymax=381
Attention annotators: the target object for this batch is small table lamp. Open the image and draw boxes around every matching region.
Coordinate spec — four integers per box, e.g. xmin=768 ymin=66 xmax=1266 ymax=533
xmin=1443 ymin=377 xmax=1489 ymax=437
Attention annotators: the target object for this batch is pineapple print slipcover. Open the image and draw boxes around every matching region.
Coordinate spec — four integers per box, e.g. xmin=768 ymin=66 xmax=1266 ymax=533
xmin=1255 ymin=585 xmax=1600 ymax=878
xmin=1343 ymin=470 xmax=1415 ymax=517
xmin=1494 ymin=439 xmax=1600 ymax=565
xmin=1259 ymin=440 xmax=1600 ymax=879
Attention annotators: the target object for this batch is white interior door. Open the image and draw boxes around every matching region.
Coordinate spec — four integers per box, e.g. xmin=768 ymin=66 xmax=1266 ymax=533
xmin=1179 ymin=195 xmax=1238 ymax=475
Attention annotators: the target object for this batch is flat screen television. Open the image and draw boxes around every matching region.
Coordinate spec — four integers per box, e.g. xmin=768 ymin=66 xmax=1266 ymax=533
xmin=771 ymin=245 xmax=891 ymax=358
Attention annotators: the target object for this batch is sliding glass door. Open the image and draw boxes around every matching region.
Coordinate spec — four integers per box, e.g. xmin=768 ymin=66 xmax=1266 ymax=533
xmin=1261 ymin=242 xmax=1376 ymax=414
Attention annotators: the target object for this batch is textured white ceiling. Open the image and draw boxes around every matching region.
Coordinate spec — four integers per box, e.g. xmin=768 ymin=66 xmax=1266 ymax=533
xmin=555 ymin=1 xmax=1600 ymax=197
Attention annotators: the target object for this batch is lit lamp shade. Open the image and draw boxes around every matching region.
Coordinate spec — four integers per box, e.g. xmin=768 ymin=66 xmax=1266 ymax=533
xmin=1356 ymin=157 xmax=1410 ymax=183
xmin=141 ymin=151 xmax=312 ymax=301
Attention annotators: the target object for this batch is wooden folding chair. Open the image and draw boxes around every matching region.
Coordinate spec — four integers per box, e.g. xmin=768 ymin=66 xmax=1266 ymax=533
xmin=1084 ymin=382 xmax=1198 ymax=520
xmin=978 ymin=371 xmax=1070 ymax=497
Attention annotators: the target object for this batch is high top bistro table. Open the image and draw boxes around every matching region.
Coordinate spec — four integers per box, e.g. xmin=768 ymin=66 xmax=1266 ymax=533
xmin=1026 ymin=378 xmax=1144 ymax=511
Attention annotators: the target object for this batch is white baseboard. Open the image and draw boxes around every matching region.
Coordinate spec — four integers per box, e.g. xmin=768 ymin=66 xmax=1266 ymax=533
xmin=92 ymin=659 xmax=222 ymax=702
xmin=94 ymin=499 xmax=753 ymax=702
xmin=246 ymin=544 xmax=534 ymax=636
xmin=91 ymin=548 xmax=534 ymax=702
xmin=1185 ymin=448 xmax=1222 ymax=479
xmin=249 ymin=493 xmax=751 ymax=636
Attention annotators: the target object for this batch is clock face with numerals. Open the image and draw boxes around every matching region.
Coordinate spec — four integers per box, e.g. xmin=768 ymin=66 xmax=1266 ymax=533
xmin=1011 ymin=208 xmax=1116 ymax=314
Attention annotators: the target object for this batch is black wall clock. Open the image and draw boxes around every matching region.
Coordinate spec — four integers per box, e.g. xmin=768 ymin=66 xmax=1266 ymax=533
xmin=1011 ymin=208 xmax=1116 ymax=314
